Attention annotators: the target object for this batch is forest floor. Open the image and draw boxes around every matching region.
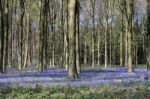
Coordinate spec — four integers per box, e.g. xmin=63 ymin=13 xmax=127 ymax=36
xmin=0 ymin=67 xmax=150 ymax=88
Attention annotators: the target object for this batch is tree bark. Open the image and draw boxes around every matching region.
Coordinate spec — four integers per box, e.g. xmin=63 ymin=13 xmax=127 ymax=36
xmin=91 ymin=0 xmax=95 ymax=68
xmin=68 ymin=0 xmax=78 ymax=79
xmin=126 ymin=0 xmax=134 ymax=73
xmin=0 ymin=0 xmax=5 ymax=73
xmin=76 ymin=0 xmax=80 ymax=74
xmin=146 ymin=0 xmax=150 ymax=71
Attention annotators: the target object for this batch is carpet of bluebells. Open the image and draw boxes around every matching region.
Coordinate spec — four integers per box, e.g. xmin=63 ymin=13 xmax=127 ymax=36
xmin=1 ymin=67 xmax=150 ymax=99
xmin=0 ymin=67 xmax=150 ymax=87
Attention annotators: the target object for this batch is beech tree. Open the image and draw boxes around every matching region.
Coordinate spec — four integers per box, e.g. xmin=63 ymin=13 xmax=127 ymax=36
xmin=146 ymin=0 xmax=150 ymax=70
xmin=68 ymin=0 xmax=79 ymax=78
xmin=0 ymin=0 xmax=5 ymax=73
xmin=126 ymin=0 xmax=135 ymax=72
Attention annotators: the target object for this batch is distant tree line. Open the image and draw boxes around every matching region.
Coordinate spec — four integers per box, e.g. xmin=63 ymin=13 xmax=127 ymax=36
xmin=0 ymin=0 xmax=149 ymax=78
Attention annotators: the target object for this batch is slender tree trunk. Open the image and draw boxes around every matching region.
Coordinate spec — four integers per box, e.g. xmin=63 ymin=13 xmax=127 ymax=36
xmin=39 ymin=0 xmax=44 ymax=71
xmin=10 ymin=0 xmax=14 ymax=67
xmin=64 ymin=0 xmax=69 ymax=70
xmin=61 ymin=0 xmax=64 ymax=67
xmin=97 ymin=26 xmax=100 ymax=66
xmin=84 ymin=40 xmax=87 ymax=66
xmin=146 ymin=0 xmax=150 ymax=71
xmin=4 ymin=0 xmax=10 ymax=72
xmin=76 ymin=0 xmax=80 ymax=74
xmin=44 ymin=0 xmax=49 ymax=70
xmin=126 ymin=0 xmax=134 ymax=73
xmin=104 ymin=0 xmax=109 ymax=68
xmin=64 ymin=19 xmax=69 ymax=70
xmin=0 ymin=0 xmax=5 ymax=73
xmin=20 ymin=0 xmax=25 ymax=69
xmin=120 ymin=10 xmax=123 ymax=66
xmin=104 ymin=18 xmax=108 ymax=68
xmin=52 ymin=3 xmax=55 ymax=67
xmin=91 ymin=0 xmax=95 ymax=68
xmin=125 ymin=20 xmax=128 ymax=67
xmin=110 ymin=9 xmax=112 ymax=67
xmin=23 ymin=11 xmax=29 ymax=68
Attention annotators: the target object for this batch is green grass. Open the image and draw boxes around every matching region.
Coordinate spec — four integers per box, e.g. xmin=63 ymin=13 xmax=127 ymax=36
xmin=1 ymin=82 xmax=150 ymax=99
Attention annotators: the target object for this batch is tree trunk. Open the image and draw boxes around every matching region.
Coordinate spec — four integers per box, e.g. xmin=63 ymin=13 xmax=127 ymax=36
xmin=120 ymin=10 xmax=123 ymax=66
xmin=97 ymin=26 xmax=100 ymax=66
xmin=91 ymin=0 xmax=95 ymax=68
xmin=5 ymin=0 xmax=10 ymax=71
xmin=104 ymin=18 xmax=108 ymax=68
xmin=126 ymin=0 xmax=134 ymax=73
xmin=0 ymin=0 xmax=5 ymax=73
xmin=76 ymin=0 xmax=80 ymax=74
xmin=146 ymin=0 xmax=150 ymax=71
xmin=20 ymin=0 xmax=25 ymax=69
xmin=84 ymin=40 xmax=87 ymax=66
xmin=68 ymin=0 xmax=78 ymax=79
xmin=104 ymin=0 xmax=109 ymax=68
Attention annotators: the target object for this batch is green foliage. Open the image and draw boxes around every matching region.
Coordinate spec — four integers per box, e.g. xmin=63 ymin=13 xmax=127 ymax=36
xmin=1 ymin=83 xmax=150 ymax=99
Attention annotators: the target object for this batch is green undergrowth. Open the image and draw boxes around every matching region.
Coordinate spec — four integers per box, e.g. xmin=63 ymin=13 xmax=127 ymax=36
xmin=0 ymin=82 xmax=150 ymax=99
